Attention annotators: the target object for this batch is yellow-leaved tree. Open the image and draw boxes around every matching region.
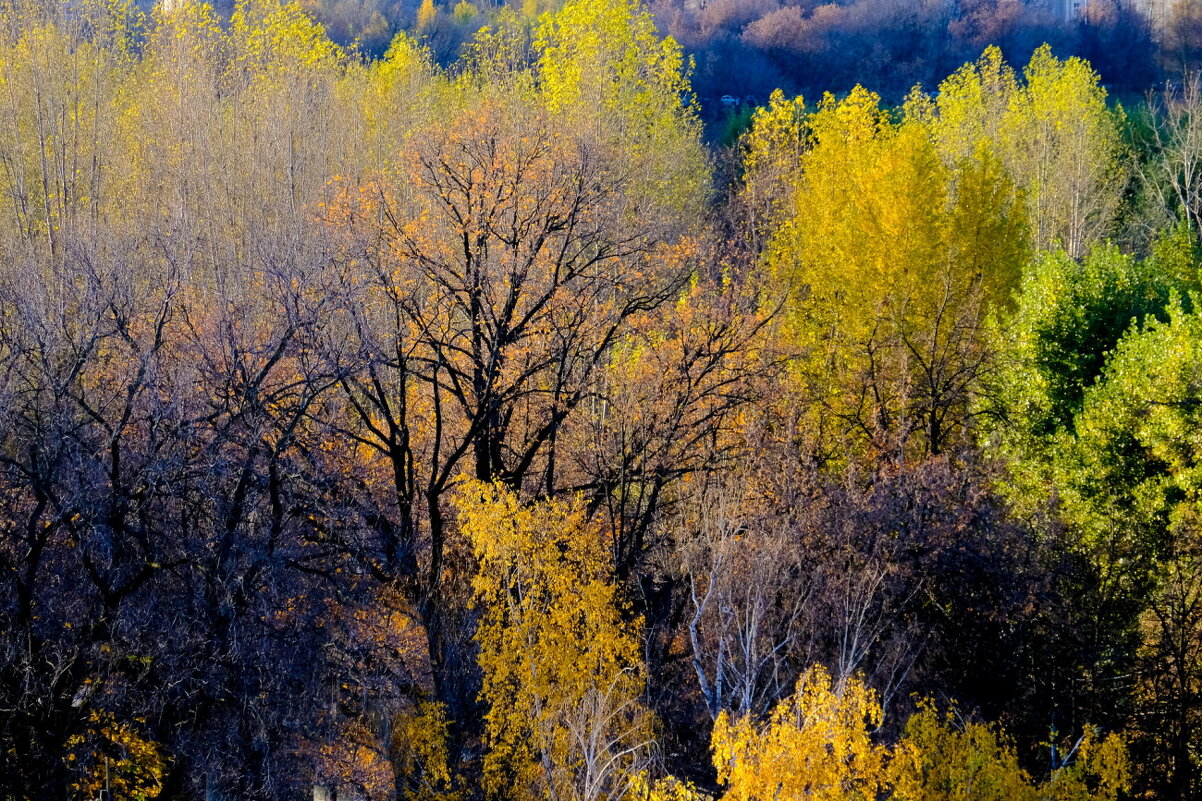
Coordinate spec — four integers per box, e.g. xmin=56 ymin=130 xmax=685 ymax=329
xmin=457 ymin=480 xmax=653 ymax=801
xmin=928 ymin=45 xmax=1017 ymax=166
xmin=535 ymin=0 xmax=708 ymax=222
xmin=389 ymin=700 xmax=461 ymax=801
xmin=740 ymin=88 xmax=808 ymax=244
xmin=0 ymin=1 xmax=130 ymax=261
xmin=416 ymin=0 xmax=438 ymax=32
xmin=764 ymin=86 xmax=1026 ymax=460
xmin=347 ymin=30 xmax=443 ymax=171
xmin=226 ymin=0 xmax=346 ymax=235
xmin=711 ymin=664 xmax=887 ymax=801
xmin=114 ymin=0 xmax=223 ymax=235
xmin=114 ymin=0 xmax=370 ymax=284
xmin=890 ymin=700 xmax=1129 ymax=801
xmin=932 ymin=45 xmax=1126 ymax=258
xmin=712 ymin=667 xmax=1129 ymax=801
xmin=1002 ymin=45 xmax=1126 ymax=259
xmin=66 ymin=711 xmax=167 ymax=801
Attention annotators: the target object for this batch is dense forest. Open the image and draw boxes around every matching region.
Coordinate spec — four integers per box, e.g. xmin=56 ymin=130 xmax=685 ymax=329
xmin=5 ymin=0 xmax=1202 ymax=799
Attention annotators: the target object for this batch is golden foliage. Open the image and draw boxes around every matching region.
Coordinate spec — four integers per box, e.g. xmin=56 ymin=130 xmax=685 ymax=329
xmin=741 ymin=88 xmax=808 ymax=224
xmin=630 ymin=771 xmax=712 ymax=801
xmin=391 ymin=701 xmax=462 ymax=801
xmin=762 ymin=85 xmax=1025 ymax=459
xmin=713 ymin=669 xmax=1128 ymax=801
xmin=536 ymin=0 xmax=708 ymax=217
xmin=932 ymin=45 xmax=1126 ymax=258
xmin=66 ymin=711 xmax=167 ymax=801
xmin=457 ymin=480 xmax=652 ymax=801
xmin=890 ymin=701 xmax=1039 ymax=801
xmin=317 ymin=718 xmax=396 ymax=801
xmin=712 ymin=665 xmax=886 ymax=801
xmin=892 ymin=701 xmax=1128 ymax=801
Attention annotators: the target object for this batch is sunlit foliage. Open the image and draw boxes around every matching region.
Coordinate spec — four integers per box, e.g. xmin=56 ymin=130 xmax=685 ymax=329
xmin=0 ymin=1 xmax=1187 ymax=798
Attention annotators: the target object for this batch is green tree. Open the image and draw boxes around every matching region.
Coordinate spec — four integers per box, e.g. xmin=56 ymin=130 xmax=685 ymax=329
xmin=985 ymin=232 xmax=1199 ymax=791
xmin=1055 ymin=299 xmax=1202 ymax=797
xmin=990 ymin=240 xmax=1186 ymax=446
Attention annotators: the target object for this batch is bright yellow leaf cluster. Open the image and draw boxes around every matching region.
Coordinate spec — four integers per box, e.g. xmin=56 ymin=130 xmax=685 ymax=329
xmin=932 ymin=45 xmax=1126 ymax=258
xmin=712 ymin=665 xmax=886 ymax=801
xmin=757 ymin=83 xmax=1025 ymax=458
xmin=457 ymin=480 xmax=652 ymax=801
xmin=66 ymin=710 xmax=167 ymax=801
xmin=712 ymin=667 xmax=1128 ymax=801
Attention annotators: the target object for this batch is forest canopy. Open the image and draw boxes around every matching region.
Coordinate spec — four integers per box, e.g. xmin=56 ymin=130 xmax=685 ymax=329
xmin=2 ymin=0 xmax=1202 ymax=799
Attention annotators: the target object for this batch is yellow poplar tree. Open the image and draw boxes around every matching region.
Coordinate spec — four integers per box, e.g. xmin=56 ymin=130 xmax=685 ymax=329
xmin=1002 ymin=45 xmax=1126 ymax=258
xmin=713 ymin=670 xmax=1129 ymax=801
xmin=350 ymin=31 xmax=442 ymax=170
xmin=932 ymin=45 xmax=1125 ymax=258
xmin=929 ymin=45 xmax=1017 ymax=165
xmin=0 ymin=10 xmax=128 ymax=259
xmin=890 ymin=701 xmax=1129 ymax=801
xmin=225 ymin=0 xmax=346 ymax=246
xmin=765 ymin=86 xmax=1026 ymax=459
xmin=740 ymin=88 xmax=808 ymax=235
xmin=711 ymin=665 xmax=887 ymax=801
xmin=114 ymin=0 xmax=223 ymax=234
xmin=535 ymin=0 xmax=708 ymax=219
xmin=416 ymin=0 xmax=438 ymax=33
xmin=457 ymin=480 xmax=652 ymax=801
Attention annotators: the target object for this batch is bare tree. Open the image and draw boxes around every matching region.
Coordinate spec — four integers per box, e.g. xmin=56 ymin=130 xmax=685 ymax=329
xmin=1142 ymin=73 xmax=1202 ymax=235
xmin=681 ymin=474 xmax=813 ymax=720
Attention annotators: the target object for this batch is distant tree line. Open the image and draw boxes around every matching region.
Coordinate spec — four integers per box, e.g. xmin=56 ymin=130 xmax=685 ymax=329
xmin=269 ymin=0 xmax=1195 ymax=110
xmin=161 ymin=0 xmax=1183 ymax=103
xmin=655 ymin=0 xmax=1163 ymax=104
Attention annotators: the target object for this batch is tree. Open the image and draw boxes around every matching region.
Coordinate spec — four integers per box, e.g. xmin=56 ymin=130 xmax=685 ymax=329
xmin=0 ymin=2 xmax=129 ymax=260
xmin=457 ymin=480 xmax=653 ymax=801
xmin=324 ymin=94 xmax=693 ymax=715
xmin=535 ymin=0 xmax=708 ymax=224
xmin=711 ymin=666 xmax=1128 ymax=801
xmin=114 ymin=0 xmax=224 ymax=243
xmin=764 ymin=85 xmax=1025 ymax=460
xmin=932 ymin=45 xmax=1127 ymax=259
xmin=1141 ymin=75 xmax=1202 ymax=236
xmin=569 ymin=271 xmax=776 ymax=578
xmin=987 ymin=239 xmax=1185 ymax=453
xmin=1004 ymin=45 xmax=1127 ymax=258
xmin=929 ymin=46 xmax=1018 ymax=166
xmin=1163 ymin=0 xmax=1202 ymax=75
xmin=986 ymin=231 xmax=1202 ymax=796
xmin=740 ymin=89 xmax=808 ymax=248
xmin=66 ymin=711 xmax=168 ymax=801
xmin=1058 ymin=298 xmax=1202 ymax=797
xmin=890 ymin=701 xmax=1040 ymax=801
xmin=891 ymin=701 xmax=1128 ymax=801
xmin=680 ymin=469 xmax=815 ymax=721
xmin=416 ymin=0 xmax=437 ymax=33
xmin=711 ymin=665 xmax=887 ymax=801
